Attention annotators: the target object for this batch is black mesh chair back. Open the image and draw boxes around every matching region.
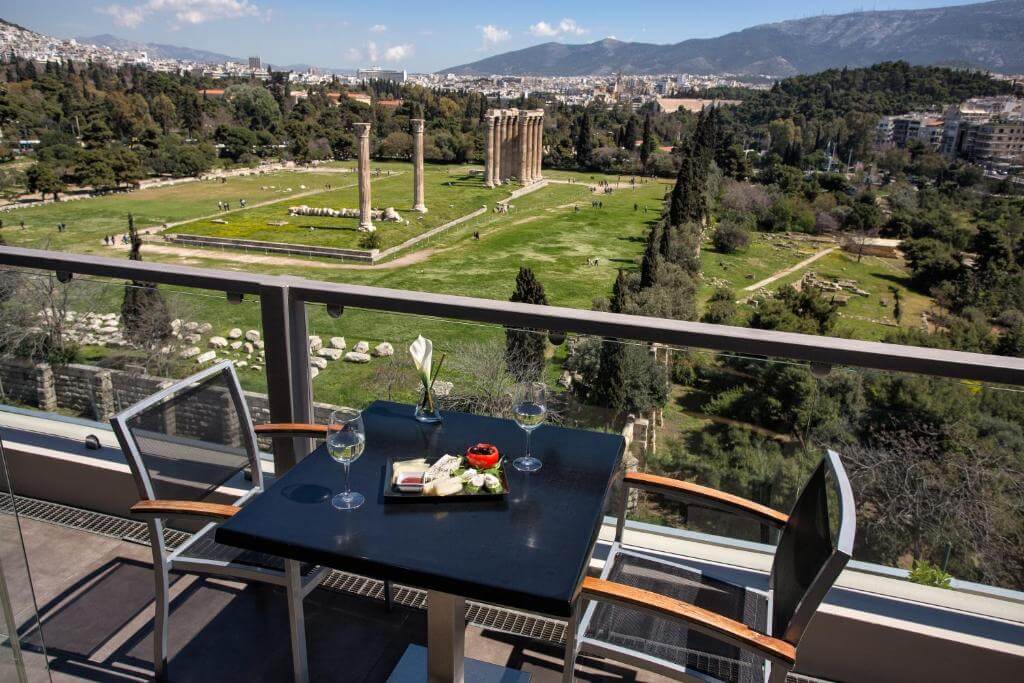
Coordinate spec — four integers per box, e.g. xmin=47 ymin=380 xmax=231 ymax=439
xmin=111 ymin=362 xmax=262 ymax=506
xmin=769 ymin=449 xmax=855 ymax=645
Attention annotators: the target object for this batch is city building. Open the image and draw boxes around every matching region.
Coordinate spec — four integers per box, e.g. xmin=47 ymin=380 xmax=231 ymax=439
xmin=965 ymin=119 xmax=1024 ymax=164
xmin=357 ymin=67 xmax=407 ymax=84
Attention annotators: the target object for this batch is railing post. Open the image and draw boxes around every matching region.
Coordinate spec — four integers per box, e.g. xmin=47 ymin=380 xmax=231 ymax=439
xmin=260 ymin=283 xmax=313 ymax=475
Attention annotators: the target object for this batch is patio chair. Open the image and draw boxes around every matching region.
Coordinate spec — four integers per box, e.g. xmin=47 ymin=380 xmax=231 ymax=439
xmin=110 ymin=361 xmax=356 ymax=682
xmin=563 ymin=449 xmax=855 ymax=683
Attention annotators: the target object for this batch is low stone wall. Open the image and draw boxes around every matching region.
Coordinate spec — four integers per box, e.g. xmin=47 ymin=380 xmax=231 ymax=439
xmin=168 ymin=234 xmax=377 ymax=263
xmin=375 ymin=206 xmax=488 ymax=261
xmin=498 ymin=179 xmax=549 ymax=205
xmin=0 ymin=356 xmax=343 ymax=441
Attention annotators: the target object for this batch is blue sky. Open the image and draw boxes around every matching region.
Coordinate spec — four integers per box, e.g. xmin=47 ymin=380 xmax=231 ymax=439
xmin=0 ymin=0 xmax=992 ymax=72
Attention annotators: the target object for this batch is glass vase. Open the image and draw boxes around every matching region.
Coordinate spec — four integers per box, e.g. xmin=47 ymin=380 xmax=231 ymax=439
xmin=414 ymin=385 xmax=442 ymax=423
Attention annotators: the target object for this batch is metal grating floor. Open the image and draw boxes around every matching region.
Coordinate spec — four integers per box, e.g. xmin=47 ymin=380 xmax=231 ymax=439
xmin=1 ymin=494 xmax=831 ymax=682
xmin=0 ymin=494 xmax=566 ymax=644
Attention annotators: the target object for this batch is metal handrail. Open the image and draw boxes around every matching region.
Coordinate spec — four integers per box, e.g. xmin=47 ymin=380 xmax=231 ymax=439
xmin=3 ymin=245 xmax=1023 ymax=471
xmin=3 ymin=245 xmax=1021 ymax=384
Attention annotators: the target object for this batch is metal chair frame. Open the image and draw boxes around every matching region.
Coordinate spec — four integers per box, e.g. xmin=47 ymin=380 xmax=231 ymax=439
xmin=110 ymin=361 xmax=327 ymax=683
xmin=564 ymin=449 xmax=855 ymax=683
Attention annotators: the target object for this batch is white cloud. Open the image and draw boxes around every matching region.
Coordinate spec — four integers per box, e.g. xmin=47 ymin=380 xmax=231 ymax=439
xmin=529 ymin=17 xmax=588 ymax=38
xmin=528 ymin=21 xmax=557 ymax=37
xmin=370 ymin=24 xmax=387 ymax=33
xmin=383 ymin=43 xmax=413 ymax=62
xmin=558 ymin=18 xmax=586 ymax=36
xmin=98 ymin=4 xmax=146 ymax=27
xmin=96 ymin=0 xmax=267 ymax=28
xmin=480 ymin=24 xmax=510 ymax=47
xmin=345 ymin=41 xmax=411 ymax=64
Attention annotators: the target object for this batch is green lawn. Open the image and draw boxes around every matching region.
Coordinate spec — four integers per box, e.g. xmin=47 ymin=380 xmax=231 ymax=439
xmin=698 ymin=232 xmax=826 ymax=303
xmin=173 ymin=164 xmax=500 ymax=251
xmin=10 ymin=164 xmax=667 ymax=407
xmin=765 ymin=249 xmax=932 ymax=341
xmin=0 ymin=160 xmax=931 ymax=406
xmin=0 ymin=168 xmax=354 ymax=252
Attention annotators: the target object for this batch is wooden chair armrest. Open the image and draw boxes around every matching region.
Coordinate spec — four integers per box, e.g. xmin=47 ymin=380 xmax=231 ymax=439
xmin=254 ymin=423 xmax=327 ymax=438
xmin=581 ymin=576 xmax=796 ymax=667
xmin=623 ymin=472 xmax=788 ymax=528
xmin=131 ymin=499 xmax=239 ymax=521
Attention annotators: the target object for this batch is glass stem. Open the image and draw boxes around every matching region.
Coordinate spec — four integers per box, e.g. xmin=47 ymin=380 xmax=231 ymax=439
xmin=343 ymin=462 xmax=351 ymax=498
xmin=525 ymin=429 xmax=531 ymax=460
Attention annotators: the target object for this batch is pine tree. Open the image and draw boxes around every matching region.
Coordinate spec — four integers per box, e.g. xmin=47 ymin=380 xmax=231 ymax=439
xmin=505 ymin=267 xmax=549 ymax=382
xmin=640 ymin=114 xmax=655 ymax=170
xmin=121 ymin=214 xmax=171 ymax=345
xmin=575 ymin=110 xmax=595 ymax=169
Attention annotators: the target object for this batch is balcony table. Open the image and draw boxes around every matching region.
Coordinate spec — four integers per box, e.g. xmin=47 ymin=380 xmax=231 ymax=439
xmin=216 ymin=400 xmax=624 ymax=683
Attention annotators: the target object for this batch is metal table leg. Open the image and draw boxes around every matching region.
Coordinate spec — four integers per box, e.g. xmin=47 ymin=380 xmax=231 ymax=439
xmin=426 ymin=591 xmax=465 ymax=683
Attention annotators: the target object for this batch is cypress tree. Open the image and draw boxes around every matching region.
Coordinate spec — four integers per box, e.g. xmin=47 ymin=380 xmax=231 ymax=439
xmin=575 ymin=110 xmax=595 ymax=169
xmin=640 ymin=114 xmax=655 ymax=170
xmin=505 ymin=267 xmax=549 ymax=382
xmin=640 ymin=223 xmax=662 ymax=289
xmin=622 ymin=116 xmax=639 ymax=153
xmin=121 ymin=214 xmax=171 ymax=345
xmin=610 ymin=269 xmax=631 ymax=314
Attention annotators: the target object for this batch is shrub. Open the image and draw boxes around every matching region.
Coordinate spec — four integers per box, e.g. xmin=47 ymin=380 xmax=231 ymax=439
xmin=359 ymin=231 xmax=382 ymax=250
xmin=712 ymin=222 xmax=750 ymax=253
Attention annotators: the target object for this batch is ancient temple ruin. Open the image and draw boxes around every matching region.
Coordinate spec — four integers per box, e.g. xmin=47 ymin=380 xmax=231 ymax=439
xmin=484 ymin=108 xmax=544 ymax=187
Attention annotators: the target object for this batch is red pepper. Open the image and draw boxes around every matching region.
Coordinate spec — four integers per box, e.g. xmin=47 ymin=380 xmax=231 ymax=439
xmin=466 ymin=443 xmax=500 ymax=469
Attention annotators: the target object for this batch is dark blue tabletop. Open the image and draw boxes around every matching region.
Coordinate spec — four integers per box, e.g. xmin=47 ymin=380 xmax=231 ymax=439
xmin=216 ymin=401 xmax=624 ymax=617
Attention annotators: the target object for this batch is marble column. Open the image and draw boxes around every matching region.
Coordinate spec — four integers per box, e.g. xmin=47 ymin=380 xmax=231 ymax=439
xmin=354 ymin=122 xmax=374 ymax=231
xmin=525 ymin=116 xmax=536 ymax=183
xmin=484 ymin=115 xmax=495 ymax=188
xmin=491 ymin=113 xmax=502 ymax=186
xmin=503 ymin=113 xmax=514 ymax=181
xmin=534 ymin=115 xmax=543 ymax=180
xmin=411 ymin=118 xmax=427 ymax=212
xmin=518 ymin=114 xmax=529 ymax=183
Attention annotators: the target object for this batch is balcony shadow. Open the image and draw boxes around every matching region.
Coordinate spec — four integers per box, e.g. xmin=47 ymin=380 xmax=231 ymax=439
xmin=18 ymin=552 xmax=419 ymax=682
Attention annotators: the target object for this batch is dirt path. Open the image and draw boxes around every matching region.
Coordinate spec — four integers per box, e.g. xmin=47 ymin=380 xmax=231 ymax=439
xmin=742 ymin=247 xmax=837 ymax=292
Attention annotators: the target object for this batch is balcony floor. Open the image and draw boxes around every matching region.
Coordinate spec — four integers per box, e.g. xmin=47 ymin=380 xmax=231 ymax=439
xmin=10 ymin=517 xmax=672 ymax=682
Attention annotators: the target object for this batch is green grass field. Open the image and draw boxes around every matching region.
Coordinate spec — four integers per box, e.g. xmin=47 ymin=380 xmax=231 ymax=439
xmin=0 ymin=168 xmax=354 ymax=252
xmin=767 ymin=250 xmax=931 ymax=340
xmin=173 ymin=164 xmax=500 ymax=251
xmin=0 ymin=160 xmax=935 ymax=406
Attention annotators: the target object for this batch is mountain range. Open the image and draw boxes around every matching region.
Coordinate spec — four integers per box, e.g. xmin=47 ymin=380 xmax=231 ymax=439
xmin=76 ymin=34 xmax=241 ymax=65
xmin=440 ymin=0 xmax=1024 ymax=77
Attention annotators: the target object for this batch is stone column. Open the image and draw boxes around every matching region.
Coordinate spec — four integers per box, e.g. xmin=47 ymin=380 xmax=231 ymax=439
xmin=525 ymin=116 xmax=536 ymax=183
xmin=518 ymin=114 xmax=529 ymax=183
xmin=491 ymin=113 xmax=502 ymax=185
xmin=534 ymin=115 xmax=544 ymax=180
xmin=354 ymin=122 xmax=374 ymax=232
xmin=411 ymin=118 xmax=427 ymax=212
xmin=502 ymin=113 xmax=513 ymax=182
xmin=484 ymin=115 xmax=495 ymax=188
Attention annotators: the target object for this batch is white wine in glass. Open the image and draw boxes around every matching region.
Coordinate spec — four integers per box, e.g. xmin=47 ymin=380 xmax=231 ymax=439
xmin=513 ymin=381 xmax=546 ymax=472
xmin=327 ymin=408 xmax=366 ymax=510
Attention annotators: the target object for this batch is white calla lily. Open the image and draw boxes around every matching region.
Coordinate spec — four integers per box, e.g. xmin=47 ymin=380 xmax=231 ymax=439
xmin=409 ymin=335 xmax=433 ymax=388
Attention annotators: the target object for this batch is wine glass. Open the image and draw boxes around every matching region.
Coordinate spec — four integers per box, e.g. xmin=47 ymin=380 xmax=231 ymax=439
xmin=512 ymin=381 xmax=546 ymax=472
xmin=327 ymin=408 xmax=366 ymax=510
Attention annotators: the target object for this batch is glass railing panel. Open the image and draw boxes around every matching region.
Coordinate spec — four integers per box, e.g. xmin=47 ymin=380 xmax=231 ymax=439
xmin=807 ymin=364 xmax=1024 ymax=594
xmin=0 ymin=265 xmax=267 ymax=434
xmin=0 ymin=438 xmax=51 ymax=682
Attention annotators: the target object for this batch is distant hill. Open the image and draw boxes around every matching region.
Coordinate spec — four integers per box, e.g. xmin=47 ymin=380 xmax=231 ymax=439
xmin=440 ymin=0 xmax=1024 ymax=77
xmin=77 ymin=34 xmax=241 ymax=64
